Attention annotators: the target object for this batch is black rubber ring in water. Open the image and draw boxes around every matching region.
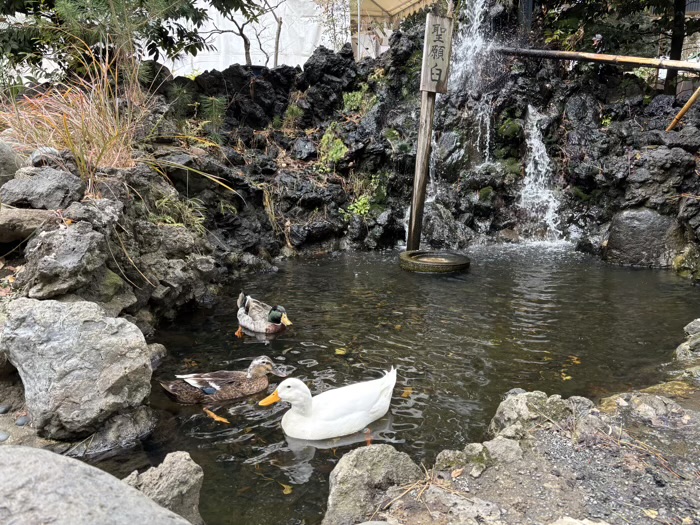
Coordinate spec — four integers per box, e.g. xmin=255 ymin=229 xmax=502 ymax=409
xmin=399 ymin=250 xmax=471 ymax=273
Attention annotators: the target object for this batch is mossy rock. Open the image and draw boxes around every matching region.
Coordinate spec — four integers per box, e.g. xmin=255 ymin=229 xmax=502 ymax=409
xmin=571 ymin=186 xmax=591 ymax=202
xmin=497 ymin=118 xmax=523 ymax=142
xmin=500 ymin=158 xmax=522 ymax=176
xmin=479 ymin=186 xmax=495 ymax=202
xmin=673 ymin=244 xmax=700 ymax=282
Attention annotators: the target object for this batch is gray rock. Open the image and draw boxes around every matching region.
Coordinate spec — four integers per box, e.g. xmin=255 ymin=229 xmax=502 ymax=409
xmin=422 ymin=202 xmax=474 ymax=250
xmin=29 ymin=147 xmax=61 ymax=167
xmin=0 ymin=446 xmax=190 ymax=524
xmin=0 ymin=166 xmax=84 ymax=210
xmin=603 ymin=208 xmax=684 ymax=267
xmin=0 ymin=298 xmax=152 ymax=439
xmin=123 ymin=451 xmax=204 ymax=525
xmin=483 ymin=436 xmax=523 ymax=463
xmin=0 ymin=141 xmax=22 ymax=186
xmin=67 ymin=407 xmax=157 ymax=457
xmin=434 ymin=449 xmax=468 ymax=470
xmin=148 ymin=343 xmax=168 ymax=370
xmin=684 ymin=318 xmax=700 ymax=337
xmin=63 ymin=199 xmax=124 ymax=230
xmin=548 ymin=519 xmax=611 ymax=525
xmin=0 ymin=431 xmax=8 ymax=442
xmin=323 ymin=444 xmax=422 ymax=525
xmin=17 ymin=221 xmax=108 ymax=299
xmin=292 ymin=138 xmax=317 ymax=160
xmin=14 ymin=415 xmax=29 ymax=427
xmin=0 ymin=207 xmax=54 ymax=243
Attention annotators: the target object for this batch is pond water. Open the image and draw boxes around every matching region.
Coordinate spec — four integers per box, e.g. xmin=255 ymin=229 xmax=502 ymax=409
xmin=101 ymin=244 xmax=699 ymax=525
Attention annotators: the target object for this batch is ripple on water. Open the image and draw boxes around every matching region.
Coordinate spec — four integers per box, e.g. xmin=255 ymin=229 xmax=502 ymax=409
xmin=95 ymin=247 xmax=700 ymax=525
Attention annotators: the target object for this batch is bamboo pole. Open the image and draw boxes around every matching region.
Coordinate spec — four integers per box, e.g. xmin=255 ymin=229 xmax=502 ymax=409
xmin=666 ymin=85 xmax=700 ymax=131
xmin=494 ymin=47 xmax=700 ymax=74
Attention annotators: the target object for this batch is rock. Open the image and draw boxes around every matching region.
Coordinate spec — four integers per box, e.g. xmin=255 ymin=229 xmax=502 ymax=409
xmin=292 ymin=138 xmax=317 ymax=160
xmin=148 ymin=343 xmax=168 ymax=370
xmin=0 ymin=166 xmax=84 ymax=210
xmin=28 ymin=146 xmax=61 ymax=167
xmin=0 ymin=298 xmax=152 ymax=439
xmin=17 ymin=221 xmax=108 ymax=299
xmin=123 ymin=451 xmax=205 ymax=525
xmin=603 ymin=208 xmax=684 ymax=267
xmin=15 ymin=415 xmax=29 ymax=427
xmin=0 ymin=405 xmax=9 ymax=414
xmin=684 ymin=318 xmax=700 ymax=337
xmin=421 ymin=202 xmax=474 ymax=250
xmin=63 ymin=199 xmax=124 ymax=230
xmin=322 ymin=444 xmax=422 ymax=525
xmin=483 ymin=436 xmax=523 ymax=463
xmin=0 ymin=431 xmax=8 ymax=442
xmin=0 ymin=446 xmax=191 ymax=524
xmin=0 ymin=207 xmax=54 ymax=243
xmin=0 ymin=141 xmax=22 ymax=186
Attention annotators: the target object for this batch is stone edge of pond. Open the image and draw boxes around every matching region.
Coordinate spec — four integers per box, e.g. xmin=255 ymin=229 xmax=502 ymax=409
xmin=322 ymin=319 xmax=700 ymax=525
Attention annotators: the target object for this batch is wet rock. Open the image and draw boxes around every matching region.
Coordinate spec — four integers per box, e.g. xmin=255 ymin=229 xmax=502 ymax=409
xmin=17 ymin=221 xmax=108 ymax=299
xmin=0 ymin=167 xmax=84 ymax=210
xmin=292 ymin=138 xmax=317 ymax=160
xmin=0 ymin=298 xmax=152 ymax=439
xmin=0 ymin=446 xmax=191 ymax=524
xmin=322 ymin=444 xmax=421 ymax=525
xmin=0 ymin=141 xmax=22 ymax=185
xmin=123 ymin=451 xmax=205 ymax=525
xmin=148 ymin=343 xmax=168 ymax=370
xmin=14 ymin=415 xmax=29 ymax=427
xmin=421 ymin=202 xmax=474 ymax=250
xmin=684 ymin=318 xmax=700 ymax=337
xmin=0 ymin=207 xmax=54 ymax=243
xmin=603 ymin=208 xmax=684 ymax=267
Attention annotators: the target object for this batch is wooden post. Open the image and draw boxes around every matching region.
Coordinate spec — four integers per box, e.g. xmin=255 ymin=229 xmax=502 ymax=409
xmin=406 ymin=10 xmax=454 ymax=251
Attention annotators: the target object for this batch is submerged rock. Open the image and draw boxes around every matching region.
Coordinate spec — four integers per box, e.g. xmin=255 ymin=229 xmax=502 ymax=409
xmin=123 ymin=451 xmax=205 ymax=525
xmin=323 ymin=444 xmax=421 ymax=525
xmin=0 ymin=298 xmax=151 ymax=439
xmin=0 ymin=166 xmax=84 ymax=210
xmin=0 ymin=446 xmax=191 ymax=524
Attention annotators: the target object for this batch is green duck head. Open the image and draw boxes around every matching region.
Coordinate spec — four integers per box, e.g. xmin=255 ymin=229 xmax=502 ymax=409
xmin=246 ymin=355 xmax=287 ymax=379
xmin=268 ymin=306 xmax=292 ymax=326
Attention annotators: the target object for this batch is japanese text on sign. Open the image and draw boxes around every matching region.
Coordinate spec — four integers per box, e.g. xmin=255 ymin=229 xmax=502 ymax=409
xmin=420 ymin=13 xmax=454 ymax=93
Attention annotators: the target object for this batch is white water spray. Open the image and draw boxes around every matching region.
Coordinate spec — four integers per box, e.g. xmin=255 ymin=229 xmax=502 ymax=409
xmin=518 ymin=105 xmax=562 ymax=240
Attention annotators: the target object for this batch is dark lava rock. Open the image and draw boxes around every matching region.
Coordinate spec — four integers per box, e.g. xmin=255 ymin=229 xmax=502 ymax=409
xmin=603 ymin=208 xmax=685 ymax=267
xmin=292 ymin=138 xmax=318 ymax=160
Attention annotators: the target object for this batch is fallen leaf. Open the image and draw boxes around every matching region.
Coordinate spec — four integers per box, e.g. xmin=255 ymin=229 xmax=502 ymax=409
xmin=569 ymin=355 xmax=582 ymax=365
xmin=451 ymin=467 xmax=464 ymax=479
xmin=203 ymin=407 xmax=230 ymax=424
xmin=543 ymin=356 xmax=553 ymax=362
xmin=394 ymin=324 xmax=402 ymax=331
xmin=281 ymin=483 xmax=293 ymax=495
xmin=561 ymin=372 xmax=572 ymax=381
xmin=401 ymin=387 xmax=413 ymax=398
xmin=335 ymin=348 xmax=348 ymax=355
xmin=0 ymin=259 xmax=4 ymax=271
xmin=64 ymin=219 xmax=74 ymax=225
xmin=6 ymin=276 xmax=15 ymax=284
xmin=643 ymin=509 xmax=658 ymax=519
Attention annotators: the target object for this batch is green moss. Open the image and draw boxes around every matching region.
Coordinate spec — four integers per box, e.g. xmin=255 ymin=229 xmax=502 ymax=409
xmin=571 ymin=186 xmax=591 ymax=202
xmin=479 ymin=186 xmax=494 ymax=202
xmin=99 ymin=269 xmax=125 ymax=298
xmin=497 ymin=118 xmax=523 ymax=141
xmin=673 ymin=245 xmax=700 ymax=281
xmin=501 ymin=158 xmax=521 ymax=176
xmin=319 ymin=122 xmax=348 ymax=167
xmin=343 ymin=83 xmax=377 ymax=115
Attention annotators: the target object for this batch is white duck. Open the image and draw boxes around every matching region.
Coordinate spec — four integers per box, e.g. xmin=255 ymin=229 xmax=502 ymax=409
xmin=259 ymin=367 xmax=397 ymax=440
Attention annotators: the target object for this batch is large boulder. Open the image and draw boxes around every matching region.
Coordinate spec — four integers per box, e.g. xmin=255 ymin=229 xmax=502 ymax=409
xmin=16 ymin=221 xmax=108 ymax=299
xmin=0 ymin=446 xmax=191 ymax=524
xmin=0 ymin=166 xmax=84 ymax=210
xmin=0 ymin=207 xmax=54 ymax=243
xmin=0 ymin=141 xmax=22 ymax=186
xmin=603 ymin=208 xmax=684 ymax=267
xmin=124 ymin=451 xmax=205 ymax=525
xmin=322 ymin=444 xmax=422 ymax=525
xmin=0 ymin=298 xmax=152 ymax=439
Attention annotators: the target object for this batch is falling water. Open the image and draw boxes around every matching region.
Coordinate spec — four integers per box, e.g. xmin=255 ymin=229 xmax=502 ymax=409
xmin=518 ymin=105 xmax=562 ymax=240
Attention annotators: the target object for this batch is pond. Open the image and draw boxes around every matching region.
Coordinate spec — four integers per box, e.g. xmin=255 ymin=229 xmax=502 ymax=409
xmin=99 ymin=243 xmax=699 ymax=525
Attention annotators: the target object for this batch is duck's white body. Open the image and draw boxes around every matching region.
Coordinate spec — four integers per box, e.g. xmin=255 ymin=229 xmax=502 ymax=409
xmin=263 ymin=368 xmax=397 ymax=441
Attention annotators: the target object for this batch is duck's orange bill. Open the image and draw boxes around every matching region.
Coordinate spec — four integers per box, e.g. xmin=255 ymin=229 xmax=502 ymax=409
xmin=259 ymin=389 xmax=281 ymax=406
xmin=281 ymin=313 xmax=292 ymax=326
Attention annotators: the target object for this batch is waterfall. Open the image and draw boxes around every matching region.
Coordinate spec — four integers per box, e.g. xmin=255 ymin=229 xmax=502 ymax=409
xmin=518 ymin=105 xmax=562 ymax=240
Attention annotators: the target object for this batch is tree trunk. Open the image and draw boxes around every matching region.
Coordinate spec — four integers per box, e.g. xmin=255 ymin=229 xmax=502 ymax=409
xmin=664 ymin=0 xmax=686 ymax=96
xmin=242 ymin=31 xmax=252 ymax=66
xmin=274 ymin=17 xmax=282 ymax=67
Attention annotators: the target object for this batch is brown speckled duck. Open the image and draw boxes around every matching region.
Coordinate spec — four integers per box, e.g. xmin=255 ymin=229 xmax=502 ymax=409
xmin=235 ymin=292 xmax=292 ymax=337
xmin=159 ymin=356 xmax=286 ymax=404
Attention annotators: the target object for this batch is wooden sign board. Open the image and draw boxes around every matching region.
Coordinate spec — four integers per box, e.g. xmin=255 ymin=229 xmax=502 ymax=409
xmin=420 ymin=13 xmax=454 ymax=93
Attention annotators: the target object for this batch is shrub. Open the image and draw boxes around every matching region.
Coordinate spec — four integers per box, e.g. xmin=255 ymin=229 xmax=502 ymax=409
xmin=319 ymin=123 xmax=348 ymax=167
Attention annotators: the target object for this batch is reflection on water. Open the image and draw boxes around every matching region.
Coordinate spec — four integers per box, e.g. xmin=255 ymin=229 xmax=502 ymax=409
xmin=99 ymin=245 xmax=698 ymax=525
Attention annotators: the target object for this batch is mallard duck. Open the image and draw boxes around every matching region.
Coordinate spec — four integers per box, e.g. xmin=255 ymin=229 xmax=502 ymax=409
xmin=159 ymin=356 xmax=286 ymax=404
xmin=235 ymin=292 xmax=292 ymax=337
xmin=259 ymin=367 xmax=397 ymax=440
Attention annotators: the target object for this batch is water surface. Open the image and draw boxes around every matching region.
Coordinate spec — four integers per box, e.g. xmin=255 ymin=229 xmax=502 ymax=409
xmin=114 ymin=245 xmax=698 ymax=525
